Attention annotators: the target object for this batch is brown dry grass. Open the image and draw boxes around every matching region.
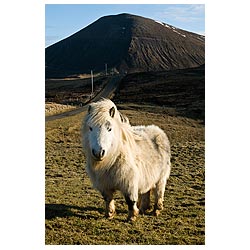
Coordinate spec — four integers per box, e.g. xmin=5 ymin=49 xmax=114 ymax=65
xmin=45 ymin=103 xmax=205 ymax=245
xmin=45 ymin=102 xmax=77 ymax=116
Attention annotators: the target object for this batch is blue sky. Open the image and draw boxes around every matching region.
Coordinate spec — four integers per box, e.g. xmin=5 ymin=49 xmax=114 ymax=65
xmin=45 ymin=4 xmax=205 ymax=47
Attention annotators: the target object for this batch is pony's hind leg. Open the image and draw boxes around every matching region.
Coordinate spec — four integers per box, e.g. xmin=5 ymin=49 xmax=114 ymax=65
xmin=138 ymin=190 xmax=151 ymax=214
xmin=153 ymin=178 xmax=167 ymax=216
xmin=102 ymin=191 xmax=116 ymax=219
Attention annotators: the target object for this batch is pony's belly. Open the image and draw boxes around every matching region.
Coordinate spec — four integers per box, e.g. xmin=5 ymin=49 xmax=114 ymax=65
xmin=138 ymin=179 xmax=157 ymax=194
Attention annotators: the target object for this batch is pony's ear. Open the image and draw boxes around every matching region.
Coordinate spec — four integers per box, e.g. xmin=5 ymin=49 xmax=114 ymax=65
xmin=119 ymin=112 xmax=129 ymax=124
xmin=88 ymin=105 xmax=92 ymax=114
xmin=119 ymin=112 xmax=127 ymax=123
xmin=109 ymin=106 xmax=115 ymax=118
xmin=120 ymin=113 xmax=125 ymax=123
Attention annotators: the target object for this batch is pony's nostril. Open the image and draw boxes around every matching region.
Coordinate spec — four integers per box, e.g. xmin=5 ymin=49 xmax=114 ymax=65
xmin=92 ymin=148 xmax=105 ymax=160
xmin=100 ymin=149 xmax=105 ymax=158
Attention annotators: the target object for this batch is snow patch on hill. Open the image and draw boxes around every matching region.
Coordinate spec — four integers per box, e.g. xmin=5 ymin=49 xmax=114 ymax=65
xmin=155 ymin=20 xmax=186 ymax=38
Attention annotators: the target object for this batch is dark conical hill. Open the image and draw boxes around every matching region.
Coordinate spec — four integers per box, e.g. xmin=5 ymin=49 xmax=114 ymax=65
xmin=45 ymin=13 xmax=205 ymax=78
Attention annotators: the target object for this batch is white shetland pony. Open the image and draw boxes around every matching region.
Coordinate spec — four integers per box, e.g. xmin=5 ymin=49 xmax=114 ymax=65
xmin=81 ymin=99 xmax=171 ymax=221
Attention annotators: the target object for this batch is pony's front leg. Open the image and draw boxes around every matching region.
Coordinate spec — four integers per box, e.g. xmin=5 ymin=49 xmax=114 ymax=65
xmin=102 ymin=191 xmax=116 ymax=219
xmin=125 ymin=195 xmax=139 ymax=222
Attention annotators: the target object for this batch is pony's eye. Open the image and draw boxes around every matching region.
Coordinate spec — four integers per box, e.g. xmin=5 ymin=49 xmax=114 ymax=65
xmin=89 ymin=127 xmax=93 ymax=131
xmin=107 ymin=127 xmax=112 ymax=132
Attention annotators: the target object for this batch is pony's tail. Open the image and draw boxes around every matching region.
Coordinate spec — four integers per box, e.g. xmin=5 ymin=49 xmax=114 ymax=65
xmin=154 ymin=132 xmax=171 ymax=179
xmin=155 ymin=133 xmax=171 ymax=157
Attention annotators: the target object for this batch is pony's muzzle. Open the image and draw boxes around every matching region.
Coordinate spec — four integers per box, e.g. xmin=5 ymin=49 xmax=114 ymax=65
xmin=92 ymin=148 xmax=105 ymax=161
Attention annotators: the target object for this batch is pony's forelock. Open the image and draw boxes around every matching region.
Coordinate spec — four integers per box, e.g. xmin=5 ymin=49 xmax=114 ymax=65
xmin=86 ymin=99 xmax=117 ymax=126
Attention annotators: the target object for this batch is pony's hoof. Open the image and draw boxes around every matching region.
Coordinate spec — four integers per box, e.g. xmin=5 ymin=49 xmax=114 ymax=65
xmin=153 ymin=209 xmax=161 ymax=217
xmin=105 ymin=211 xmax=116 ymax=219
xmin=127 ymin=208 xmax=139 ymax=222
xmin=127 ymin=215 xmax=137 ymax=223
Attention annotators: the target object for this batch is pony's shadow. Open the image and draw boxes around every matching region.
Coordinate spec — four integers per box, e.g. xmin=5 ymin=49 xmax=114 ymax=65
xmin=45 ymin=203 xmax=104 ymax=220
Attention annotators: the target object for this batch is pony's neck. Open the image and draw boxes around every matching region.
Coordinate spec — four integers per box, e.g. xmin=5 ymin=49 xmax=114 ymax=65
xmin=120 ymin=124 xmax=138 ymax=150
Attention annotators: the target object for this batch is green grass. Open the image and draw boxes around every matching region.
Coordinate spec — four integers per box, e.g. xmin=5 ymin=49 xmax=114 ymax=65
xmin=45 ymin=107 xmax=205 ymax=245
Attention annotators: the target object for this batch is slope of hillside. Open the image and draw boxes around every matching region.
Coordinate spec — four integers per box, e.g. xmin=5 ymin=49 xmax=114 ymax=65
xmin=113 ymin=65 xmax=205 ymax=121
xmin=45 ymin=13 xmax=205 ymax=78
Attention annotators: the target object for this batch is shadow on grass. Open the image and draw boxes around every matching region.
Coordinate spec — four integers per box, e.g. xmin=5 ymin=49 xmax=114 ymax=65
xmin=45 ymin=203 xmax=104 ymax=220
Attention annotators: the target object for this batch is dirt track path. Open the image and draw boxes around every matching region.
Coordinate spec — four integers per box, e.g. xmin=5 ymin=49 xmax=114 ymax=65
xmin=45 ymin=74 xmax=124 ymax=122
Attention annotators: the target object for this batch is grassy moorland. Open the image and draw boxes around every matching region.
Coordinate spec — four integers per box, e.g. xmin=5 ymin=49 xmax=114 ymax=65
xmin=45 ymin=67 xmax=205 ymax=244
xmin=45 ymin=75 xmax=110 ymax=105
xmin=45 ymin=105 xmax=205 ymax=245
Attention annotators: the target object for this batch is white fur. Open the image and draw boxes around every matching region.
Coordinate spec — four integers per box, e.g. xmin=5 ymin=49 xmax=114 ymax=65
xmin=81 ymin=99 xmax=171 ymax=221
